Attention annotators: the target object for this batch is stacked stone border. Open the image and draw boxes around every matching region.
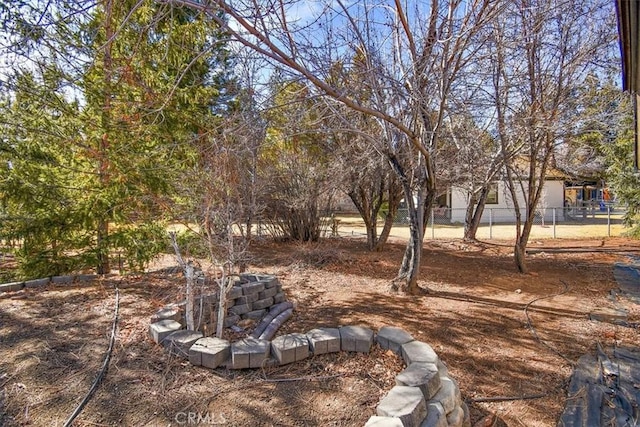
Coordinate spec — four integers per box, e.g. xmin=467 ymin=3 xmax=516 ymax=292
xmin=0 ymin=274 xmax=100 ymax=292
xmin=149 ymin=318 xmax=470 ymax=427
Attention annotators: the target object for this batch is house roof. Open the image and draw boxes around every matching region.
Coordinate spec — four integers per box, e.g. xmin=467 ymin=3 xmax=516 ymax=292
xmin=509 ymin=156 xmax=570 ymax=180
xmin=616 ymin=0 xmax=640 ymax=93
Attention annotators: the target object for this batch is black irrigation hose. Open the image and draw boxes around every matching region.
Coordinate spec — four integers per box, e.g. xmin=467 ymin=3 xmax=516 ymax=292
xmin=471 ymin=280 xmax=574 ymax=405
xmin=524 ymin=279 xmax=575 ymax=366
xmin=63 ymin=286 xmax=120 ymax=427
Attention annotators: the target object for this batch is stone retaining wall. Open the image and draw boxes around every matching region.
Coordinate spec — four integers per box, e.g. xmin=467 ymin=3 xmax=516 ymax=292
xmin=151 ymin=273 xmax=287 ymax=334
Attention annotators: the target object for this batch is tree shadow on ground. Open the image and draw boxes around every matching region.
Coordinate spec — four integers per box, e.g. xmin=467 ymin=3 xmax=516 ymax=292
xmin=1 ymin=237 xmax=635 ymax=426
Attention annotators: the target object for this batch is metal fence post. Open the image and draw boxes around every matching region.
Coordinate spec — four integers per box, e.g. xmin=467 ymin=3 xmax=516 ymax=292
xmin=431 ymin=208 xmax=435 ymax=239
xmin=553 ymin=208 xmax=556 ymax=239
xmin=489 ymin=209 xmax=493 ymax=240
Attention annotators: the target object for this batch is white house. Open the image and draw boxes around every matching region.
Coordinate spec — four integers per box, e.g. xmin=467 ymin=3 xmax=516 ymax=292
xmin=448 ymin=178 xmax=566 ymax=224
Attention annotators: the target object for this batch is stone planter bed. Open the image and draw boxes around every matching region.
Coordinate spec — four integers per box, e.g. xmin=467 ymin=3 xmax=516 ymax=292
xmin=150 ymin=303 xmax=471 ymax=427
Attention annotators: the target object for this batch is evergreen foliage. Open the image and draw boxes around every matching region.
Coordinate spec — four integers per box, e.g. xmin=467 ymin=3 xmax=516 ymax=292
xmin=0 ymin=1 xmax=234 ymax=278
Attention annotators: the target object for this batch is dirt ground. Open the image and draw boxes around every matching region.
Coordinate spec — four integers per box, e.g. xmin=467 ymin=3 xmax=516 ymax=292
xmin=1 ymin=236 xmax=639 ymax=427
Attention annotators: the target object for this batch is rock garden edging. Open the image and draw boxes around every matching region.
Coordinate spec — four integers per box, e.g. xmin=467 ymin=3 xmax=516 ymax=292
xmin=150 ymin=302 xmax=470 ymax=427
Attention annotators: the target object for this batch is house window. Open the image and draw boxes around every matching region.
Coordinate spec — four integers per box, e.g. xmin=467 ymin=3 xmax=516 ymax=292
xmin=486 ymin=183 xmax=499 ymax=204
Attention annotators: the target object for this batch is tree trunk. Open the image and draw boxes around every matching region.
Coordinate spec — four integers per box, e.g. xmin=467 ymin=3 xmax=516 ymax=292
xmin=364 ymin=215 xmax=377 ymax=250
xmin=374 ymin=180 xmax=403 ymax=252
xmin=97 ymin=0 xmax=114 ymax=275
xmin=363 ymin=188 xmax=378 ymax=250
xmin=397 ymin=189 xmax=433 ymax=295
xmin=514 ymin=240 xmax=527 ymax=274
xmin=463 ymin=187 xmax=489 ymax=241
xmin=170 ymin=232 xmax=196 ymax=331
xmin=184 ymin=262 xmax=195 ymax=330
xmin=388 ymin=152 xmax=434 ymax=295
xmin=375 ymin=210 xmax=395 ymax=252
xmin=96 ymin=221 xmax=110 ymax=274
xmin=514 ymin=210 xmax=535 ymax=273
xmin=401 ymin=226 xmax=423 ymax=293
xmin=348 ymin=187 xmax=379 ymax=251
xmin=216 ymin=270 xmax=228 ymax=338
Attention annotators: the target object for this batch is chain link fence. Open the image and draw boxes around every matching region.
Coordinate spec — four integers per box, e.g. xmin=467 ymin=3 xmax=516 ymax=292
xmin=392 ymin=205 xmax=627 ymax=240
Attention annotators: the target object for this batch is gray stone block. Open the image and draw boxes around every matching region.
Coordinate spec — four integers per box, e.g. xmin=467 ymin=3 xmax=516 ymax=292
xmin=151 ymin=307 xmax=182 ymax=323
xmin=162 ymin=330 xmax=203 ymax=358
xmin=242 ymin=282 xmax=265 ymax=295
xmin=252 ymin=297 xmax=274 ymax=310
xmin=51 ymin=275 xmax=74 ymax=285
xmin=231 ymin=350 xmax=250 ymax=369
xmin=24 ymin=278 xmax=49 ymax=288
xmin=377 ymin=326 xmax=415 ymax=354
xmin=258 ymin=287 xmax=278 ymax=299
xmin=234 ymin=295 xmax=248 ymax=305
xmin=273 ymin=292 xmax=286 ymax=304
xmin=428 ymin=377 xmax=461 ymax=414
xmin=231 ymin=338 xmax=271 ymax=369
xmin=245 ymin=293 xmax=260 ymax=303
xmin=0 ymin=281 xmax=24 ymax=292
xmin=377 ymin=385 xmax=427 ymax=427
xmin=240 ymin=274 xmax=259 ymax=282
xmin=396 ymin=362 xmax=442 ymax=400
xmin=364 ymin=416 xmax=404 ymax=426
xmin=189 ymin=337 xmax=230 ymax=369
xmin=264 ymin=276 xmax=279 ymax=288
xmin=271 ymin=333 xmax=309 ymax=365
xmin=75 ymin=274 xmax=98 ymax=283
xmin=242 ymin=309 xmax=266 ymax=320
xmin=307 ymin=328 xmax=341 ymax=354
xmin=223 ymin=314 xmax=240 ymax=327
xmin=446 ymin=405 xmax=464 ymax=427
xmin=229 ymin=303 xmax=251 ymax=316
xmin=420 ymin=401 xmax=447 ymax=427
xmin=401 ymin=341 xmax=439 ymax=365
xmin=227 ymin=286 xmax=243 ymax=299
xmin=340 ymin=325 xmax=374 ymax=353
xmin=149 ymin=319 xmax=183 ymax=344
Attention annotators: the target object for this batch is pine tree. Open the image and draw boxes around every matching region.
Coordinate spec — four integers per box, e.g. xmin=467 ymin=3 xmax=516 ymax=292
xmin=0 ymin=1 xmax=234 ymax=278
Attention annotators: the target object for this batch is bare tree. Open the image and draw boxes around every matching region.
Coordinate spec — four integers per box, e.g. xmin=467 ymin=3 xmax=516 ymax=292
xmin=259 ymin=79 xmax=336 ymax=242
xmin=339 ymin=137 xmax=403 ymax=252
xmin=171 ymin=102 xmax=265 ymax=335
xmin=439 ymin=116 xmax=507 ymax=241
xmin=323 ymin=91 xmax=403 ymax=252
xmin=163 ymin=0 xmax=501 ymax=294
xmin=490 ymin=0 xmax=616 ymax=272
